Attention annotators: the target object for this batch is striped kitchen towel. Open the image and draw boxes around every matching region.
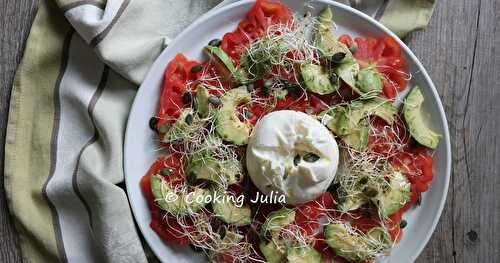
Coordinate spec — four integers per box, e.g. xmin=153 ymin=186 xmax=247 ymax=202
xmin=4 ymin=0 xmax=436 ymax=262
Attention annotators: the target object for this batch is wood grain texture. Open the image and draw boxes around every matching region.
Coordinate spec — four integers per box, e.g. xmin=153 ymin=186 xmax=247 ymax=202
xmin=0 ymin=0 xmax=499 ymax=262
xmin=0 ymin=0 xmax=38 ymax=262
xmin=407 ymin=0 xmax=500 ymax=262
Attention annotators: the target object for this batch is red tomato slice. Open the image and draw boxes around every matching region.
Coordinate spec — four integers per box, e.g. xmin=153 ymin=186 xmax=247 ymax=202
xmin=221 ymin=0 xmax=292 ymax=62
xmin=140 ymin=154 xmax=189 ymax=246
xmin=157 ymin=54 xmax=200 ymax=128
xmin=294 ymin=193 xmax=336 ymax=236
xmin=338 ymin=34 xmax=408 ymax=100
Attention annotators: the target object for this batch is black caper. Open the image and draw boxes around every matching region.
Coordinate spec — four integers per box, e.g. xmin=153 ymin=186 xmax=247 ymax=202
xmin=208 ymin=38 xmax=222 ymax=47
xmin=358 ymin=177 xmax=368 ymax=185
xmin=149 ymin=117 xmax=158 ymax=131
xmin=190 ymin=64 xmax=202 ymax=73
xmin=400 ymin=220 xmax=408 ymax=229
xmin=182 ymin=92 xmax=192 ymax=105
xmin=331 ymin=52 xmax=346 ymax=63
xmin=208 ymin=96 xmax=221 ymax=106
xmin=184 ymin=113 xmax=193 ymax=125
xmin=158 ymin=124 xmax=171 ymax=134
xmin=303 ymin=153 xmax=320 ymax=163
xmin=293 ymin=154 xmax=301 ymax=166
xmin=160 ymin=167 xmax=173 ymax=176
xmin=363 ymin=186 xmax=379 ymax=198
xmin=330 ymin=73 xmax=339 ymax=86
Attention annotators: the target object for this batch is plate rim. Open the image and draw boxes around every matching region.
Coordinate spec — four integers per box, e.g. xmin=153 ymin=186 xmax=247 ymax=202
xmin=124 ymin=1 xmax=452 ymax=262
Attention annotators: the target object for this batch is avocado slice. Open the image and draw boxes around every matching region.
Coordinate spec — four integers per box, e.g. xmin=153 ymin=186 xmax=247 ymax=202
xmin=324 ymin=223 xmax=371 ymax=262
xmin=204 ymin=46 xmax=236 ymax=83
xmin=215 ymin=87 xmax=252 ymax=145
xmin=287 ymin=246 xmax=322 ymax=263
xmin=356 ymin=68 xmax=383 ymax=99
xmin=366 ymin=227 xmax=392 ymax=251
xmin=337 ymin=191 xmax=366 ymax=213
xmin=326 ymin=98 xmax=396 ymax=150
xmin=336 ymin=60 xmax=360 ymax=89
xmin=375 ymin=171 xmax=411 ymax=218
xmin=338 ymin=98 xmax=397 ymax=130
xmin=212 ymin=192 xmax=251 ymax=226
xmin=150 ymin=175 xmax=209 ymax=216
xmin=315 ymin=7 xmax=353 ymax=62
xmin=403 ymin=86 xmax=441 ymax=149
xmin=195 ymin=85 xmax=210 ymax=118
xmin=341 ymin=118 xmax=370 ymax=151
xmin=187 ymin=157 xmax=242 ymax=187
xmin=300 ymin=63 xmax=338 ymax=95
xmin=324 ymin=223 xmax=390 ymax=262
xmin=261 ymin=208 xmax=296 ymax=236
xmin=259 ymin=241 xmax=286 ymax=263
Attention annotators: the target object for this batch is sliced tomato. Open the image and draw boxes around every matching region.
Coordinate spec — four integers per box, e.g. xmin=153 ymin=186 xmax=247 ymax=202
xmin=157 ymin=54 xmax=200 ymax=128
xmin=369 ymin=117 xmax=410 ymax=156
xmin=338 ymin=35 xmax=408 ymax=100
xmin=389 ymin=147 xmax=435 ymax=225
xmin=338 ymin=34 xmax=354 ymax=49
xmin=140 ymin=154 xmax=188 ymax=246
xmin=150 ymin=214 xmax=190 ymax=246
xmin=294 ymin=192 xmax=335 ymax=236
xmin=221 ymin=0 xmax=292 ymax=62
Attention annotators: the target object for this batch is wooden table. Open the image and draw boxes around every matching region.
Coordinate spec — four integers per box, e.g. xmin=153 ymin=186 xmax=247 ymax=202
xmin=1 ymin=0 xmax=499 ymax=262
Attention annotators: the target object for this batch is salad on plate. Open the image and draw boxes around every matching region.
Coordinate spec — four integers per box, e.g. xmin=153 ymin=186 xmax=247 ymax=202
xmin=140 ymin=1 xmax=442 ymax=262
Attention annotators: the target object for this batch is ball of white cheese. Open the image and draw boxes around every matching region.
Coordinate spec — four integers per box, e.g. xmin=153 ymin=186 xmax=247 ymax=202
xmin=246 ymin=110 xmax=339 ymax=204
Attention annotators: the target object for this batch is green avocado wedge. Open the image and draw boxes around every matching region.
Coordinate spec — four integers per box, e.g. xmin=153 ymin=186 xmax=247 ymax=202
xmin=195 ymin=85 xmax=210 ymax=118
xmin=403 ymin=86 xmax=441 ymax=149
xmin=286 ymin=246 xmax=322 ymax=263
xmin=315 ymin=7 xmax=353 ymax=62
xmin=356 ymin=67 xmax=384 ymax=99
xmin=150 ymin=175 xmax=209 ymax=217
xmin=376 ymin=171 xmax=411 ymax=218
xmin=212 ymin=192 xmax=251 ymax=226
xmin=204 ymin=46 xmax=236 ymax=83
xmin=324 ymin=223 xmax=392 ymax=262
xmin=324 ymin=98 xmax=397 ymax=150
xmin=215 ymin=86 xmax=252 ymax=145
xmin=259 ymin=241 xmax=286 ymax=263
xmin=300 ymin=63 xmax=338 ymax=95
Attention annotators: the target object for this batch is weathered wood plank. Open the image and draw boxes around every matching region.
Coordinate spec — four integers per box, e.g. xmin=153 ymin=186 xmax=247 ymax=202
xmin=406 ymin=0 xmax=500 ymax=262
xmin=0 ymin=0 xmax=38 ymax=262
xmin=457 ymin=0 xmax=500 ymax=261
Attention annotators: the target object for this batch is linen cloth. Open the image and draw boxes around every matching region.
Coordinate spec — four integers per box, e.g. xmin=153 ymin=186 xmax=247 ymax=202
xmin=4 ymin=0 xmax=436 ymax=262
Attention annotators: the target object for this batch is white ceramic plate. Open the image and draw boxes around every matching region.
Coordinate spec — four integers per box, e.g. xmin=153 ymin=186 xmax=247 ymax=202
xmin=124 ymin=1 xmax=452 ymax=262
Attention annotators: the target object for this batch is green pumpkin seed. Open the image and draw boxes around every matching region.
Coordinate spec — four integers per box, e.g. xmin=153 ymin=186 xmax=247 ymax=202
xmin=303 ymin=153 xmax=320 ymax=162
